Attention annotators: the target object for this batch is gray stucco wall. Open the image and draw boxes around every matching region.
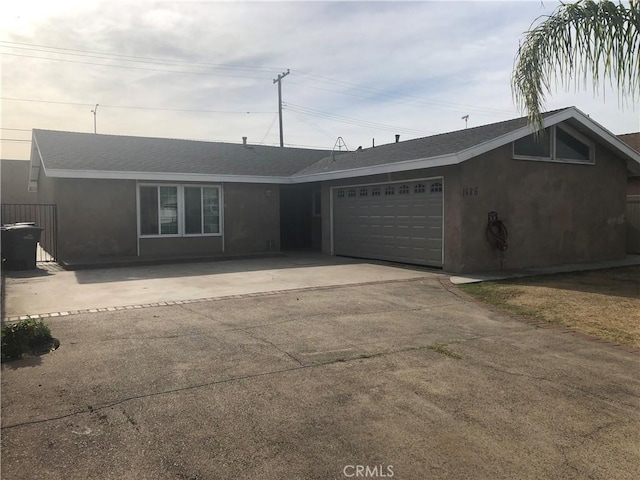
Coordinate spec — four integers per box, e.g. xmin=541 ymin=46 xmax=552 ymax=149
xmin=45 ymin=180 xmax=281 ymax=262
xmin=457 ymin=143 xmax=627 ymax=272
xmin=52 ymin=178 xmax=138 ymax=262
xmin=320 ymin=142 xmax=627 ymax=273
xmin=140 ymin=236 xmax=223 ymax=257
xmin=223 ymin=183 xmax=280 ymax=254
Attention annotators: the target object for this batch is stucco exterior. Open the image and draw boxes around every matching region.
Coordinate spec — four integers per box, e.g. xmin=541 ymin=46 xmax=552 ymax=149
xmin=223 ymin=183 xmax=280 ymax=254
xmin=20 ymin=110 xmax=639 ymax=272
xmin=44 ymin=177 xmax=138 ymax=262
xmin=457 ymin=143 xmax=627 ymax=272
xmin=320 ymin=141 xmax=628 ymax=273
xmin=30 ymin=177 xmax=282 ymax=264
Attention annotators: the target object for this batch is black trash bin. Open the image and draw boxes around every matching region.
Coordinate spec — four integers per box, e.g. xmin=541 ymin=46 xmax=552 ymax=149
xmin=1 ymin=223 xmax=43 ymax=270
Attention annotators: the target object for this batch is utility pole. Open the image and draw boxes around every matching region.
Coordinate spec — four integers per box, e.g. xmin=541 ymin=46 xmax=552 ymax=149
xmin=273 ymin=69 xmax=290 ymax=147
xmin=91 ymin=104 xmax=99 ymax=133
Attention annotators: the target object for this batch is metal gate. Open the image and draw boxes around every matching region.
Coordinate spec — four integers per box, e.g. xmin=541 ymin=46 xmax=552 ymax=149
xmin=1 ymin=204 xmax=58 ymax=262
xmin=627 ymin=195 xmax=640 ymax=254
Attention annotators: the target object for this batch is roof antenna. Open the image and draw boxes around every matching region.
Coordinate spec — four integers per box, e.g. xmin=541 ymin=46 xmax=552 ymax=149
xmin=331 ymin=136 xmax=349 ymax=161
xmin=91 ymin=104 xmax=99 ymax=134
xmin=461 ymin=114 xmax=469 ymax=129
xmin=332 ymin=136 xmax=349 ymax=152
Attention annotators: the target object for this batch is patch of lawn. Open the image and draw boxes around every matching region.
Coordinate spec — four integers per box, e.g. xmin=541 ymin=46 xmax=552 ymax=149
xmin=460 ymin=266 xmax=640 ymax=348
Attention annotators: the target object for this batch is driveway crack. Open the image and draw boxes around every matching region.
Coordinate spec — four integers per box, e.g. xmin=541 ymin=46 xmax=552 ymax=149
xmin=0 ymin=341 xmax=460 ymax=430
xmin=237 ymin=328 xmax=306 ymax=367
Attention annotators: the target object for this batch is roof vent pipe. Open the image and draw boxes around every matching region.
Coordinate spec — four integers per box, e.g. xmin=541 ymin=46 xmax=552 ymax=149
xmin=395 ymin=134 xmax=400 ymax=143
xmin=242 ymin=136 xmax=247 ymax=145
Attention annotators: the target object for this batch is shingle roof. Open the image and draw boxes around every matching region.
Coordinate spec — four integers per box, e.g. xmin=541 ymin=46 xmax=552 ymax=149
xmin=293 ymin=109 xmax=569 ymax=177
xmin=35 ymin=107 xmax=639 ymax=181
xmin=34 ymin=130 xmax=330 ymax=177
xmin=618 ymin=132 xmax=640 ymax=153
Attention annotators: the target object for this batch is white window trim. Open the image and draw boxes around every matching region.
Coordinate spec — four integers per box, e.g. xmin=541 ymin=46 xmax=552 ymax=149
xmin=513 ymin=125 xmax=595 ymax=165
xmin=137 ymin=183 xmax=223 ymax=238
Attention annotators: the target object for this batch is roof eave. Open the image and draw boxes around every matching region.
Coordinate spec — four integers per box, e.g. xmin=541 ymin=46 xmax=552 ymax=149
xmin=28 ymin=132 xmax=43 ymax=192
xmin=290 ymin=153 xmax=462 ymax=183
xmin=43 ymin=168 xmax=295 ymax=184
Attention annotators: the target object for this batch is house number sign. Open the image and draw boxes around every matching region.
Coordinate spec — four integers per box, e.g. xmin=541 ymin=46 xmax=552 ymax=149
xmin=463 ymin=186 xmax=479 ymax=196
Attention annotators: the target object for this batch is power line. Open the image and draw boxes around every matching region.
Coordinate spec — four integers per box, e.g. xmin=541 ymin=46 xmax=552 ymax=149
xmin=259 ymin=113 xmax=279 ymax=145
xmin=288 ymin=79 xmax=517 ymax=118
xmin=0 ymin=41 xmax=518 ymax=119
xmin=285 ymin=109 xmax=337 ymax=141
xmin=0 ymin=40 xmax=284 ymax=73
xmin=1 ymin=52 xmax=273 ymax=80
xmin=1 ymin=97 xmax=275 ymax=114
xmin=292 ymin=69 xmax=518 ymax=117
xmin=283 ymin=102 xmax=434 ymax=135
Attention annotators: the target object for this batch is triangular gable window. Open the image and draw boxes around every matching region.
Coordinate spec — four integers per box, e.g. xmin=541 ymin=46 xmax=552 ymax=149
xmin=513 ymin=125 xmax=594 ymax=164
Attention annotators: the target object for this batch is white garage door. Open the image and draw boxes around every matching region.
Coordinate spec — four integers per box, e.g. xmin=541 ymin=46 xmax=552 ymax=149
xmin=332 ymin=179 xmax=443 ymax=267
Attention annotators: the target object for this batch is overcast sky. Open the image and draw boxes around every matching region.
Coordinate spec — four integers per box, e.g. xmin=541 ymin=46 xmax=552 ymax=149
xmin=1 ymin=0 xmax=638 ymax=160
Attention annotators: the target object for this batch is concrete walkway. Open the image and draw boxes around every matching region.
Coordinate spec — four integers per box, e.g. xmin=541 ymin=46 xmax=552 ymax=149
xmin=449 ymin=254 xmax=640 ymax=284
xmin=2 ymin=253 xmax=442 ymax=319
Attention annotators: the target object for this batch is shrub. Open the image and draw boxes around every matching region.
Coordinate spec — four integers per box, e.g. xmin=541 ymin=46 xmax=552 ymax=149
xmin=1 ymin=319 xmax=57 ymax=362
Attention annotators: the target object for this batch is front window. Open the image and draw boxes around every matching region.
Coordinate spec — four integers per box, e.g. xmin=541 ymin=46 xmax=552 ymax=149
xmin=139 ymin=184 xmax=221 ymax=237
xmin=139 ymin=186 xmax=160 ymax=235
xmin=160 ymin=186 xmax=178 ymax=234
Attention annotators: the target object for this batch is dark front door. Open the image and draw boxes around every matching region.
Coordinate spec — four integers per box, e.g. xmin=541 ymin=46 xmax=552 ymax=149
xmin=280 ymin=185 xmax=315 ymax=250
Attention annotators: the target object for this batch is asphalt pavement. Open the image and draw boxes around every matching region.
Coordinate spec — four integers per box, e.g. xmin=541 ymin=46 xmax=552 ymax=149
xmin=1 ymin=257 xmax=638 ymax=480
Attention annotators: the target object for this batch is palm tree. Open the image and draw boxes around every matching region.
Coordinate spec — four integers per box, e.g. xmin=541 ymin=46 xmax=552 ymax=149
xmin=512 ymin=0 xmax=639 ymax=132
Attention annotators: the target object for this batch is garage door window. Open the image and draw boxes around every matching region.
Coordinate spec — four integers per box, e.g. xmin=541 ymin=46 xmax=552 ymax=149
xmin=430 ymin=182 xmax=443 ymax=193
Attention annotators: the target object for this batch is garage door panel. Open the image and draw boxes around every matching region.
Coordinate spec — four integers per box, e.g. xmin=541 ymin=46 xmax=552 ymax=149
xmin=333 ymin=180 xmax=443 ymax=267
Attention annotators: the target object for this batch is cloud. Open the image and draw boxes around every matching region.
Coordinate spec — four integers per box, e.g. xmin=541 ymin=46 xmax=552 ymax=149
xmin=1 ymin=0 xmax=637 ymax=159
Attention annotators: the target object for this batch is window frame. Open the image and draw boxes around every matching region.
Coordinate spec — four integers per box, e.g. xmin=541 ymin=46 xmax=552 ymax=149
xmin=512 ymin=125 xmax=595 ymax=165
xmin=137 ymin=183 xmax=223 ymax=238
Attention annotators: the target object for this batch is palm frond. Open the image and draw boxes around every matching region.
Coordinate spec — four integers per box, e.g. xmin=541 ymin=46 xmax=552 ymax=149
xmin=512 ymin=0 xmax=639 ymax=132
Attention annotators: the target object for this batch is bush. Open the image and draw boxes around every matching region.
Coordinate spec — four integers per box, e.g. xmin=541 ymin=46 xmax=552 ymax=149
xmin=1 ymin=319 xmax=57 ymax=362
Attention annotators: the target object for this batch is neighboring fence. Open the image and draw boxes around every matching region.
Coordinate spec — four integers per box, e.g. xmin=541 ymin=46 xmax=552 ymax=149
xmin=1 ymin=204 xmax=58 ymax=262
xmin=627 ymin=196 xmax=640 ymax=254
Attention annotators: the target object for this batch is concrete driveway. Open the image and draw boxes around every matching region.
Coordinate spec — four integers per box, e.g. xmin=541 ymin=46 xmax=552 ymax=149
xmin=1 ymin=256 xmax=638 ymax=479
xmin=2 ymin=253 xmax=438 ymax=319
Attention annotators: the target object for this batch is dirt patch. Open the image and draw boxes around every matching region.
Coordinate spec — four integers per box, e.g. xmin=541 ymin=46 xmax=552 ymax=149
xmin=460 ymin=266 xmax=640 ymax=348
